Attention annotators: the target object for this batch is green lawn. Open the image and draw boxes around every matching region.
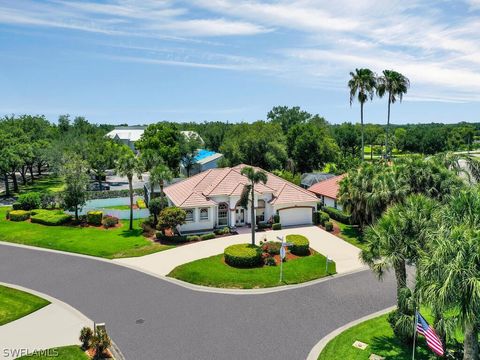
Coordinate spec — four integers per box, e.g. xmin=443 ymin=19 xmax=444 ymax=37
xmin=16 ymin=346 xmax=88 ymax=359
xmin=0 ymin=207 xmax=173 ymax=259
xmin=319 ymin=313 xmax=433 ymax=360
xmin=332 ymin=220 xmax=367 ymax=251
xmin=101 ymin=205 xmax=131 ymax=210
xmin=0 ymin=285 xmax=50 ymax=326
xmin=14 ymin=174 xmax=65 ymax=194
xmin=168 ymin=252 xmax=336 ymax=289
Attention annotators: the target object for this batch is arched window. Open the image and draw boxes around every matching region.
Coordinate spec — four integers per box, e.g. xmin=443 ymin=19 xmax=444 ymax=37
xmin=218 ymin=203 xmax=228 ymax=226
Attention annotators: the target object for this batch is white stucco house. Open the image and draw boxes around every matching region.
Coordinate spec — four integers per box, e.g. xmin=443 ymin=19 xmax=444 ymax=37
xmin=307 ymin=174 xmax=345 ymax=211
xmin=163 ymin=164 xmax=319 ymax=234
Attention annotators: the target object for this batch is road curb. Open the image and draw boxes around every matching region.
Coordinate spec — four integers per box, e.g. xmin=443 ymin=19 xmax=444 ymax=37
xmin=305 ymin=306 xmax=396 ymax=360
xmin=0 ymin=241 xmax=369 ymax=295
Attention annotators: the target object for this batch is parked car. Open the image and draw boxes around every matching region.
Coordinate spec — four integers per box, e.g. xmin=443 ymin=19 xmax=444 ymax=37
xmin=88 ymin=182 xmax=110 ymax=191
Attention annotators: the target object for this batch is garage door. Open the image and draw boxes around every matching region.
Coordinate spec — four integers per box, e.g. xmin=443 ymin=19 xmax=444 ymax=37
xmin=278 ymin=207 xmax=313 ymax=227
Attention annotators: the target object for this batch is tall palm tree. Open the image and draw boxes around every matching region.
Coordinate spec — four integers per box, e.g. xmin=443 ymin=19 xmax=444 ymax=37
xmin=115 ymin=148 xmax=143 ymax=230
xmin=376 ymin=70 xmax=410 ymax=158
xmin=149 ymin=163 xmax=173 ymax=209
xmin=240 ymin=166 xmax=268 ymax=246
xmin=348 ymin=68 xmax=377 ymax=161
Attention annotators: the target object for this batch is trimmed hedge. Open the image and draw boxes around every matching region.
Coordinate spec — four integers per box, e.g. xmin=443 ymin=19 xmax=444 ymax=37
xmin=186 ymin=235 xmax=201 ymax=242
xmin=319 ymin=211 xmax=330 ymax=226
xmin=9 ymin=210 xmax=31 ymax=222
xmin=272 ymin=223 xmax=282 ymax=230
xmin=273 ymin=214 xmax=280 ymax=223
xmin=286 ymin=234 xmax=310 ymax=256
xmin=200 ymin=233 xmax=216 ymax=240
xmin=214 ymin=227 xmax=230 ymax=235
xmin=323 ymin=206 xmax=351 ymax=225
xmin=324 ymin=221 xmax=333 ymax=232
xmin=257 ymin=222 xmax=270 ymax=230
xmin=87 ymin=211 xmax=103 ymax=226
xmin=85 ymin=188 xmax=144 ymax=200
xmin=224 ymin=244 xmax=263 ymax=268
xmin=30 ymin=210 xmax=72 ymax=226
xmin=156 ymin=232 xmax=189 ymax=243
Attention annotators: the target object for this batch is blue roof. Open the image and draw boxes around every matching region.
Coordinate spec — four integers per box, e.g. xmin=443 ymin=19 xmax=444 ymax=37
xmin=195 ymin=149 xmax=217 ymax=161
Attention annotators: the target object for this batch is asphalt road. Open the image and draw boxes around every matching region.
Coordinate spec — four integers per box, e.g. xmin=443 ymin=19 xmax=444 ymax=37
xmin=0 ymin=244 xmax=396 ymax=360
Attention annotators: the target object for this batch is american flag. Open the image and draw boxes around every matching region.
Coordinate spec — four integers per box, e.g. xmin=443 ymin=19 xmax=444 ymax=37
xmin=416 ymin=311 xmax=444 ymax=356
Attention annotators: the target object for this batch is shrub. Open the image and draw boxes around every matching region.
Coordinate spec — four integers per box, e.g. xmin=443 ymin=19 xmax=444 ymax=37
xmin=272 ymin=223 xmax=282 ymax=230
xmin=87 ymin=211 xmax=103 ymax=226
xmin=155 ymin=232 xmax=189 ymax=243
xmin=224 ymin=244 xmax=263 ymax=268
xmin=8 ymin=210 xmax=31 ymax=222
xmin=102 ymin=215 xmax=119 ymax=228
xmin=273 ymin=214 xmax=280 ymax=223
xmin=257 ymin=222 xmax=270 ymax=230
xmin=324 ymin=221 xmax=333 ymax=232
xmin=200 ymin=233 xmax=216 ymax=240
xmin=186 ymin=235 xmax=201 ymax=242
xmin=157 ymin=207 xmax=186 ymax=232
xmin=40 ymin=191 xmax=57 ymax=209
xmin=91 ymin=328 xmax=111 ymax=358
xmin=264 ymin=256 xmax=277 ymax=266
xmin=5 ymin=210 xmax=11 ymax=219
xmin=136 ymin=198 xmax=147 ymax=209
xmin=286 ymin=234 xmax=310 ymax=256
xmin=30 ymin=210 xmax=72 ymax=226
xmin=16 ymin=192 xmax=41 ymax=210
xmin=79 ymin=327 xmax=93 ymax=350
xmin=11 ymin=202 xmax=22 ymax=210
xmin=319 ymin=211 xmax=330 ymax=226
xmin=323 ymin=206 xmax=351 ymax=224
xmin=261 ymin=241 xmax=281 ymax=255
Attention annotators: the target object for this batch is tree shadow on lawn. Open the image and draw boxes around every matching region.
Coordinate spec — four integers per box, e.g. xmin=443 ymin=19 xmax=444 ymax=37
xmin=369 ymin=336 xmax=430 ymax=360
xmin=117 ymin=228 xmax=145 ymax=238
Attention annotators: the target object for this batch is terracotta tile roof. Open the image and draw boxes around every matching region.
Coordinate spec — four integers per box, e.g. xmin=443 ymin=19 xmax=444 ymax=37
xmin=307 ymin=174 xmax=346 ymax=199
xmin=164 ymin=164 xmax=319 ymax=208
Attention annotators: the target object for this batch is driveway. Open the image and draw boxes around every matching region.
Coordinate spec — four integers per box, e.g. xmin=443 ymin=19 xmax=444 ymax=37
xmin=115 ymin=226 xmax=364 ymax=276
xmin=0 ymin=244 xmax=395 ymax=360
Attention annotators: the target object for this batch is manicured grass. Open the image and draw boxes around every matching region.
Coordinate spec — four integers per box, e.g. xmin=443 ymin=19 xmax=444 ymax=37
xmin=332 ymin=220 xmax=366 ymax=251
xmin=168 ymin=252 xmax=336 ymax=289
xmin=16 ymin=345 xmax=88 ymax=359
xmin=0 ymin=207 xmax=173 ymax=259
xmin=319 ymin=313 xmax=433 ymax=360
xmin=101 ymin=205 xmax=131 ymax=210
xmin=15 ymin=174 xmax=65 ymax=194
xmin=0 ymin=285 xmax=50 ymax=326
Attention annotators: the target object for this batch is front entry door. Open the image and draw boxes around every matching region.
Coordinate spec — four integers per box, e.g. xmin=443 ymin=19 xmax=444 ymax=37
xmin=235 ymin=208 xmax=245 ymax=226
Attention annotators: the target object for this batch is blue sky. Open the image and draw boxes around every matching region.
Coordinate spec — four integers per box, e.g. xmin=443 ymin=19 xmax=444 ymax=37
xmin=1 ymin=0 xmax=480 ymax=125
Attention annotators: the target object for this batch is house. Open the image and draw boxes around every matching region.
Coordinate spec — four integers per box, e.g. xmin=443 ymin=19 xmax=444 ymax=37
xmin=300 ymin=172 xmax=336 ymax=189
xmin=180 ymin=149 xmax=224 ymax=177
xmin=106 ymin=126 xmax=203 ymax=151
xmin=163 ymin=164 xmax=319 ymax=233
xmin=307 ymin=174 xmax=346 ymax=211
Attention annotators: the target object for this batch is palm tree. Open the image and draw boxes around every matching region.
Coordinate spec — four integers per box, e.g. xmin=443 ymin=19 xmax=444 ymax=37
xmin=361 ymin=194 xmax=438 ymax=310
xmin=115 ymin=148 xmax=143 ymax=230
xmin=149 ymin=163 xmax=173 ymax=209
xmin=240 ymin=166 xmax=268 ymax=246
xmin=376 ymin=70 xmax=410 ymax=158
xmin=348 ymin=68 xmax=377 ymax=161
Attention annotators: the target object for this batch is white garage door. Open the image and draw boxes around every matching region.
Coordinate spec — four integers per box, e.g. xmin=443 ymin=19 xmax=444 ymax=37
xmin=278 ymin=207 xmax=313 ymax=227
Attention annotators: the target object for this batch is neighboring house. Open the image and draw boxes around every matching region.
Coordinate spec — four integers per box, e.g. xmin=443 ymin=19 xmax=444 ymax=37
xmin=106 ymin=126 xmax=146 ymax=151
xmin=164 ymin=164 xmax=319 ymax=234
xmin=300 ymin=172 xmax=336 ymax=189
xmin=308 ymin=174 xmax=346 ymax=211
xmin=180 ymin=149 xmax=223 ymax=177
xmin=105 ymin=126 xmax=203 ymax=151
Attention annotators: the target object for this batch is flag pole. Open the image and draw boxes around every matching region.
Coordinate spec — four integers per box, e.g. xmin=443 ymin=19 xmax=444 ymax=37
xmin=412 ymin=310 xmax=417 ymax=360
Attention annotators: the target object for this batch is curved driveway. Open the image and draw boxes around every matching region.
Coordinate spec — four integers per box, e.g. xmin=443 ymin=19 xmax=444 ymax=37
xmin=0 ymin=244 xmax=396 ymax=360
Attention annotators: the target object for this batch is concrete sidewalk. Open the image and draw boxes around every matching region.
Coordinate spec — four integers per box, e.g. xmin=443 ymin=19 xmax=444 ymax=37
xmin=114 ymin=226 xmax=365 ymax=276
xmin=0 ymin=283 xmax=92 ymax=360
